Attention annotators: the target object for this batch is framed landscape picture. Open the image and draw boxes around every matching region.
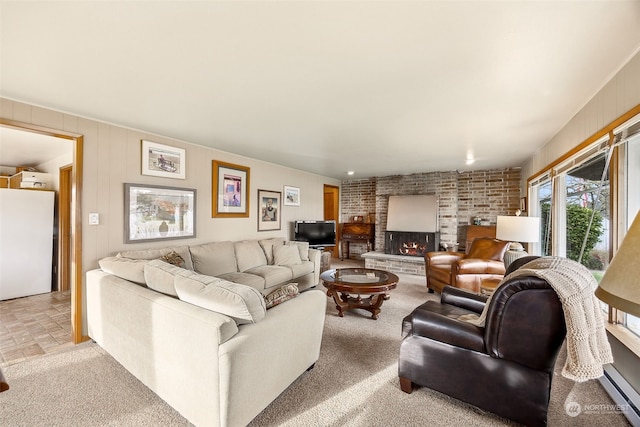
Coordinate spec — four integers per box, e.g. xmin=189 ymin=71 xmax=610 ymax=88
xmin=283 ymin=185 xmax=300 ymax=206
xmin=124 ymin=183 xmax=196 ymax=243
xmin=212 ymin=160 xmax=250 ymax=218
xmin=141 ymin=140 xmax=186 ymax=179
xmin=258 ymin=189 xmax=281 ymax=231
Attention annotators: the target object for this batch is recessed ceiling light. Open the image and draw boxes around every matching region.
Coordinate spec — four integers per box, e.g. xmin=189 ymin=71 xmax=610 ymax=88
xmin=347 ymin=171 xmax=355 ymax=175
xmin=465 ymin=159 xmax=475 ymax=165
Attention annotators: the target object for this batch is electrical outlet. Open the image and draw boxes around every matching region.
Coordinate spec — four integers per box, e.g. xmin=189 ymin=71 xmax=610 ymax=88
xmin=89 ymin=213 xmax=100 ymax=225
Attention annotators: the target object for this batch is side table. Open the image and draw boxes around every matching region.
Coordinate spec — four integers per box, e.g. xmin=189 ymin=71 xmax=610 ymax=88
xmin=480 ymin=278 xmax=502 ymax=297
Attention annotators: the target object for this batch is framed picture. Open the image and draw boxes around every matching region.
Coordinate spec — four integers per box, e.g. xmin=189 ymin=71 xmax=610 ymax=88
xmin=141 ymin=140 xmax=186 ymax=179
xmin=124 ymin=183 xmax=196 ymax=243
xmin=258 ymin=189 xmax=281 ymax=231
xmin=212 ymin=160 xmax=250 ymax=218
xmin=283 ymin=185 xmax=300 ymax=206
xmin=520 ymin=197 xmax=527 ymax=213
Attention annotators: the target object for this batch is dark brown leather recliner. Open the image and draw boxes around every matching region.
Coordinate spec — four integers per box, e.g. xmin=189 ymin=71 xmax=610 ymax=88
xmin=399 ymin=256 xmax=566 ymax=427
xmin=425 ymin=237 xmax=509 ymax=293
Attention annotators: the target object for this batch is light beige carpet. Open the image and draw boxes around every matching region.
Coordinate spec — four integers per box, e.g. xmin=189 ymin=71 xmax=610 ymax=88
xmin=0 ymin=271 xmax=631 ymax=426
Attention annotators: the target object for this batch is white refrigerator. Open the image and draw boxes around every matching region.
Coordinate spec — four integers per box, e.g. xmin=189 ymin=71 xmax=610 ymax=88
xmin=0 ymin=188 xmax=55 ymax=300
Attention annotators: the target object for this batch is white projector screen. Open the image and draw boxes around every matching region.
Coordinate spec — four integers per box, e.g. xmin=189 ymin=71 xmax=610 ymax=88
xmin=386 ymin=195 xmax=438 ymax=232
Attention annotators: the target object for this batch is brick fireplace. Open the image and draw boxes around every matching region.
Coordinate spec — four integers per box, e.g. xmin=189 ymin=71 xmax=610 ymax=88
xmin=342 ymin=168 xmax=521 ymax=275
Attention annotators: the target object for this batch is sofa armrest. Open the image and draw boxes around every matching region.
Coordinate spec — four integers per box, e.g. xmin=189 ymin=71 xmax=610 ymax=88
xmin=308 ymin=248 xmax=321 ymax=285
xmin=409 ymin=307 xmax=485 ymax=352
xmin=218 ymin=289 xmax=326 ymax=426
xmin=441 ymin=285 xmax=488 ymax=314
xmin=454 ymin=259 xmax=506 ymax=275
xmin=426 ymin=251 xmax=464 ymax=266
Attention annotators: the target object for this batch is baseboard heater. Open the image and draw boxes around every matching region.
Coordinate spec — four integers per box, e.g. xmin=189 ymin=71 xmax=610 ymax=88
xmin=599 ymin=365 xmax=640 ymax=426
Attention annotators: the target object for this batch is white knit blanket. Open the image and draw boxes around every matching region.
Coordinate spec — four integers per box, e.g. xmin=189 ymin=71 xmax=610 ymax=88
xmin=460 ymin=256 xmax=613 ymax=382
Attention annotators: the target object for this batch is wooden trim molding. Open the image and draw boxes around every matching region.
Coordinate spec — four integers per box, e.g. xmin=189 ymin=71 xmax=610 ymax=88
xmin=527 ymin=104 xmax=640 ymax=187
xmin=606 ymin=323 xmax=640 ymax=359
xmin=0 ymin=118 xmax=85 ymax=344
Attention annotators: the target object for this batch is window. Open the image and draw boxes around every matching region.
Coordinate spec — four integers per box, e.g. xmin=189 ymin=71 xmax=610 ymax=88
xmin=527 ymin=109 xmax=640 ymax=338
xmin=620 ymin=125 xmax=640 ymax=337
xmin=529 ymin=176 xmax=552 ymax=256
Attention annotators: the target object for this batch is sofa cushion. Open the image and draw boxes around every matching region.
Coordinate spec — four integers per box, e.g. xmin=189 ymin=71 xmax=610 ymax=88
xmin=143 ymin=259 xmax=196 ymax=297
xmin=259 ymin=237 xmax=285 ymax=265
xmin=235 ymin=240 xmax=268 ymax=272
xmin=99 ymin=256 xmax=148 ymax=285
xmin=285 ymin=241 xmax=310 ymax=262
xmin=117 ymin=245 xmax=194 ymax=270
xmin=244 ymin=265 xmax=293 ymax=289
xmin=273 ymin=244 xmax=302 ymax=266
xmin=190 ymin=241 xmax=238 ymax=276
xmin=467 ymin=238 xmax=510 ymax=261
xmin=217 ymin=272 xmax=266 ymax=290
xmin=174 ymin=273 xmax=266 ymax=324
xmin=264 ymin=283 xmax=299 ymax=309
xmin=285 ymin=260 xmax=315 ymax=280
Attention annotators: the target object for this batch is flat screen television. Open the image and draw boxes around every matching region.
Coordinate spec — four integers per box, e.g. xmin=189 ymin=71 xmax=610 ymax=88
xmin=294 ymin=220 xmax=336 ymax=247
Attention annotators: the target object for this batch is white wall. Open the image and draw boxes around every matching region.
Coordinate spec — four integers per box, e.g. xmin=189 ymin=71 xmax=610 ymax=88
xmin=521 ymin=50 xmax=640 ymax=183
xmin=37 ymin=151 xmax=73 ymax=192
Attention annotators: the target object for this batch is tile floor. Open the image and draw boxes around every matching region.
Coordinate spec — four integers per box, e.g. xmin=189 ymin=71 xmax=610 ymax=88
xmin=0 ymin=291 xmax=73 ymax=365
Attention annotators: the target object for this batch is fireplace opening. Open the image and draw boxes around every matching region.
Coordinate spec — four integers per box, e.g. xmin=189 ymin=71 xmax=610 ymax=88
xmin=384 ymin=231 xmax=440 ymax=257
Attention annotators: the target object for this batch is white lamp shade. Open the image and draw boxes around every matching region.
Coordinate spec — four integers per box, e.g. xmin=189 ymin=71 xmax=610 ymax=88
xmin=595 ymin=211 xmax=640 ymax=317
xmin=496 ymin=215 xmax=540 ymax=243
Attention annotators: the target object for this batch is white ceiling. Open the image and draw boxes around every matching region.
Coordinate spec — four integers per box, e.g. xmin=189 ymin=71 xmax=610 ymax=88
xmin=0 ymin=127 xmax=72 ymax=169
xmin=1 ymin=1 xmax=640 ymax=179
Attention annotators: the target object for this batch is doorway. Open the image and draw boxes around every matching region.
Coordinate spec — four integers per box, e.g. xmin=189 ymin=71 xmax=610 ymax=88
xmin=0 ymin=119 xmax=84 ymax=344
xmin=323 ymin=184 xmax=340 ymax=258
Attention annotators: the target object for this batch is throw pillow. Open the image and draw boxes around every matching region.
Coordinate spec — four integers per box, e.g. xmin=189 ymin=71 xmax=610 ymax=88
xmin=117 ymin=245 xmax=194 ymax=270
xmin=264 ymin=283 xmax=299 ymax=309
xmin=259 ymin=238 xmax=285 ymax=265
xmin=234 ymin=240 xmax=268 ymax=272
xmin=286 ymin=241 xmax=310 ymax=261
xmin=99 ymin=256 xmax=148 ymax=285
xmin=273 ymin=244 xmax=302 ymax=266
xmin=143 ymin=259 xmax=195 ymax=297
xmin=159 ymin=250 xmax=186 ymax=268
xmin=174 ymin=273 xmax=266 ymax=324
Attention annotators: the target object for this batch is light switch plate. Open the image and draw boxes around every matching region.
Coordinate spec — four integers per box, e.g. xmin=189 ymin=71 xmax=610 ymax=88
xmin=89 ymin=213 xmax=100 ymax=225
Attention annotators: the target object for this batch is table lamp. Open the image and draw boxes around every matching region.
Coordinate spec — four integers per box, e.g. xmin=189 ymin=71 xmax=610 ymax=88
xmin=496 ymin=211 xmax=541 ymax=267
xmin=595 ymin=211 xmax=640 ymax=317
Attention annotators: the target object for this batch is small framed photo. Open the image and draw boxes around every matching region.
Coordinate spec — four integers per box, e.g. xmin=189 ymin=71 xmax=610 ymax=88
xmin=141 ymin=140 xmax=186 ymax=179
xmin=212 ymin=160 xmax=250 ymax=218
xmin=520 ymin=197 xmax=527 ymax=213
xmin=124 ymin=183 xmax=196 ymax=243
xmin=283 ymin=185 xmax=300 ymax=206
xmin=258 ymin=189 xmax=281 ymax=231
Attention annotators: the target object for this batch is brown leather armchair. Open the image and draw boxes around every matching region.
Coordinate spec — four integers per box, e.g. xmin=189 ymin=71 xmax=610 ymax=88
xmin=425 ymin=237 xmax=509 ymax=293
xmin=399 ymin=256 xmax=566 ymax=427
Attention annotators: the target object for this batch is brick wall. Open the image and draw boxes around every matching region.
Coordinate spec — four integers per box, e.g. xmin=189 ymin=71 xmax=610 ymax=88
xmin=340 ymin=178 xmax=377 ymax=221
xmin=340 ymin=168 xmax=521 ymax=259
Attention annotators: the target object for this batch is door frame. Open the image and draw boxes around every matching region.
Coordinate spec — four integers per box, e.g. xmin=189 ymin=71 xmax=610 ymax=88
xmin=323 ymin=184 xmax=340 ymax=258
xmin=59 ymin=165 xmax=72 ymax=292
xmin=0 ymin=119 xmax=84 ymax=344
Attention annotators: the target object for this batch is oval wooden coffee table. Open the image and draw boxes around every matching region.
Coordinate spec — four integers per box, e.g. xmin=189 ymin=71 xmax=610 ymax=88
xmin=320 ymin=268 xmax=399 ymax=320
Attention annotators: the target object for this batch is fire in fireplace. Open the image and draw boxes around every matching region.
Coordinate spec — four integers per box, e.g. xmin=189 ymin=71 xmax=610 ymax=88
xmin=385 ymin=231 xmax=440 ymax=257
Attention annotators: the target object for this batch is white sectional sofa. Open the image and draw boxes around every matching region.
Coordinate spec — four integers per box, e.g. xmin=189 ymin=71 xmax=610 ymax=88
xmin=86 ymin=238 xmax=326 ymax=427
